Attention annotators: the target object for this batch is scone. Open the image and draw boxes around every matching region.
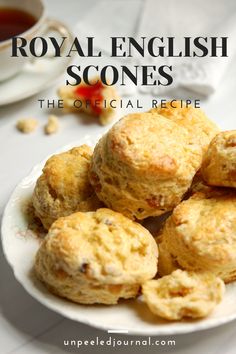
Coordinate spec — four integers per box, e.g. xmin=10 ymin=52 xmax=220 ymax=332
xmin=158 ymin=188 xmax=236 ymax=283
xmin=142 ymin=270 xmax=225 ymax=320
xmin=58 ymin=79 xmax=119 ymax=125
xmin=89 ymin=113 xmax=205 ymax=220
xmin=149 ymin=101 xmax=219 ymax=154
xmin=34 ymin=208 xmax=158 ymax=305
xmin=32 ymin=145 xmax=102 ymax=230
xmin=201 ymin=130 xmax=236 ymax=188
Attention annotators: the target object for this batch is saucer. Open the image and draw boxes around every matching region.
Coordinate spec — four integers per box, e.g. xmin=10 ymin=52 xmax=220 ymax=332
xmin=0 ymin=56 xmax=70 ymax=106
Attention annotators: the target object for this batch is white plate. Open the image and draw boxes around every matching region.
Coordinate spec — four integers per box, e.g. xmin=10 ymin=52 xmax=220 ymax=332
xmin=2 ymin=135 xmax=236 ymax=336
xmin=0 ymin=56 xmax=70 ymax=106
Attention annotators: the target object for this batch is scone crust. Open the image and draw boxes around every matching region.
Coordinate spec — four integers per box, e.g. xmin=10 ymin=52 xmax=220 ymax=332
xmin=35 ymin=208 xmax=158 ymax=304
xmin=158 ymin=188 xmax=236 ymax=282
xmin=33 ymin=145 xmax=102 ymax=229
xmin=202 ymin=130 xmax=236 ymax=187
xmin=142 ymin=270 xmax=225 ymax=320
xmin=90 ymin=113 xmax=204 ymax=220
xmin=149 ymin=101 xmax=219 ymax=154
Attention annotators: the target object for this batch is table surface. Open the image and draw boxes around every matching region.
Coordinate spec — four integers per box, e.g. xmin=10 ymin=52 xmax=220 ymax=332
xmin=1 ymin=1 xmax=236 ymax=353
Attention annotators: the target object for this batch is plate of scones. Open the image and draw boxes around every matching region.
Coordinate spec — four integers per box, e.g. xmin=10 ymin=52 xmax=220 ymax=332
xmin=2 ymin=101 xmax=236 ymax=335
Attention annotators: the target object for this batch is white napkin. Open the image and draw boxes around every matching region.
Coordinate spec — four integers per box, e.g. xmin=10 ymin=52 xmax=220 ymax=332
xmin=75 ymin=0 xmax=143 ymax=54
xmin=75 ymin=0 xmax=236 ymax=96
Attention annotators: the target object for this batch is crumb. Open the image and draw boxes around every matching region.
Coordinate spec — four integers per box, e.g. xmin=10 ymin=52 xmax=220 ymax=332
xmin=21 ymin=197 xmax=47 ymax=240
xmin=44 ymin=115 xmax=59 ymax=135
xmin=16 ymin=118 xmax=38 ymax=134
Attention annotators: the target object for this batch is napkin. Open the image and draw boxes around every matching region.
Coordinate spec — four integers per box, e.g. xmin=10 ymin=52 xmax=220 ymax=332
xmin=75 ymin=0 xmax=236 ymax=96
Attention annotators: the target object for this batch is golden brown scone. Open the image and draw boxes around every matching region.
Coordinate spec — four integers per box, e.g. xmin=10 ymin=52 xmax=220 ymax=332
xmin=58 ymin=78 xmax=119 ymax=125
xmin=142 ymin=270 xmax=225 ymax=321
xmin=158 ymin=188 xmax=236 ymax=283
xmin=32 ymin=145 xmax=102 ymax=230
xmin=89 ymin=113 xmax=205 ymax=220
xmin=34 ymin=208 xmax=158 ymax=305
xmin=201 ymin=131 xmax=236 ymax=188
xmin=149 ymin=101 xmax=219 ymax=154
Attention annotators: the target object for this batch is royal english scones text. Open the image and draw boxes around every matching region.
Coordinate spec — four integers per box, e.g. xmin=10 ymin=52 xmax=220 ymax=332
xmin=11 ymin=36 xmax=228 ymax=87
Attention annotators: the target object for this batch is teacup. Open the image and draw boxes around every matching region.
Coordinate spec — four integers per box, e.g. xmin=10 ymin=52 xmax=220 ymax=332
xmin=0 ymin=0 xmax=72 ymax=82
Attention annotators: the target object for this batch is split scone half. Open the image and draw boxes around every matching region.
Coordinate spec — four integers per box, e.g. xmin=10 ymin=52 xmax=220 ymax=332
xmin=58 ymin=79 xmax=119 ymax=125
xmin=201 ymin=130 xmax=236 ymax=188
xmin=32 ymin=145 xmax=102 ymax=230
xmin=157 ymin=188 xmax=236 ymax=283
xmin=142 ymin=270 xmax=224 ymax=321
xmin=34 ymin=208 xmax=158 ymax=305
xmin=90 ymin=112 xmax=209 ymax=220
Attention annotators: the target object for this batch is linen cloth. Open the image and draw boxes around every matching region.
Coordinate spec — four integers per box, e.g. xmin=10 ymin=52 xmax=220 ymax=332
xmin=75 ymin=0 xmax=236 ymax=96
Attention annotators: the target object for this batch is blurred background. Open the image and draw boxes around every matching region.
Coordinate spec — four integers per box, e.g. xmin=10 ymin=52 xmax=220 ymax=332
xmin=1 ymin=0 xmax=236 ymax=353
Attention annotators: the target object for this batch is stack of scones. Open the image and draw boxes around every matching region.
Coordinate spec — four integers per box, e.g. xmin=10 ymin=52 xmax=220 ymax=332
xmin=33 ymin=101 xmax=236 ymax=321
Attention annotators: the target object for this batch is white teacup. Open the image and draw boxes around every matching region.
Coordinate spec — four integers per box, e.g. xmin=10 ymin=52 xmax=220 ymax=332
xmin=0 ymin=0 xmax=72 ymax=82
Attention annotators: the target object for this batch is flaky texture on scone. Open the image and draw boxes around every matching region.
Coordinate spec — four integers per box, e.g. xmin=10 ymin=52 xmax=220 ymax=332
xmin=34 ymin=208 xmax=158 ymax=305
xmin=201 ymin=130 xmax=236 ymax=188
xmin=89 ymin=113 xmax=205 ymax=220
xmin=149 ymin=101 xmax=219 ymax=154
xmin=58 ymin=79 xmax=119 ymax=125
xmin=158 ymin=188 xmax=236 ymax=283
xmin=32 ymin=145 xmax=102 ymax=230
xmin=142 ymin=270 xmax=225 ymax=320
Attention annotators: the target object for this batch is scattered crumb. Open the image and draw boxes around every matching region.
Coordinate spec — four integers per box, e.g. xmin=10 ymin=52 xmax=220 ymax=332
xmin=16 ymin=118 xmax=38 ymax=134
xmin=44 ymin=115 xmax=59 ymax=135
xmin=20 ymin=197 xmax=47 ymax=240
